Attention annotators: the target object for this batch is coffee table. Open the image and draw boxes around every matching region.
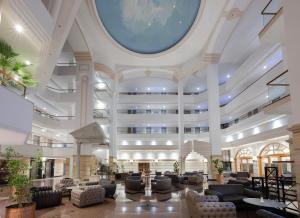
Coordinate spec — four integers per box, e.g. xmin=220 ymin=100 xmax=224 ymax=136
xmin=243 ymin=198 xmax=286 ymax=218
xmin=243 ymin=198 xmax=286 ymax=209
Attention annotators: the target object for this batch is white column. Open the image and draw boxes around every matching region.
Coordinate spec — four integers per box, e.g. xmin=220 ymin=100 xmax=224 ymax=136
xmin=76 ymin=142 xmax=81 ymax=179
xmin=206 ymin=65 xmax=222 ymax=155
xmin=283 ymin=1 xmax=300 ymax=213
xmin=75 ymin=53 xmax=94 ymax=127
xmin=178 ymin=79 xmax=184 ymax=173
xmin=110 ymin=78 xmax=119 ymax=166
xmin=283 ymin=1 xmax=300 ymax=125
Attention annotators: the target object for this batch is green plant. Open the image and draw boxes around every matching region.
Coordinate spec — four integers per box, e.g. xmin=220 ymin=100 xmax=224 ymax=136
xmin=31 ymin=150 xmax=43 ymax=179
xmin=5 ymin=147 xmax=32 ymax=207
xmin=212 ymin=159 xmax=224 ymax=175
xmin=0 ymin=39 xmax=37 ymax=88
xmin=173 ymin=161 xmax=180 ymax=175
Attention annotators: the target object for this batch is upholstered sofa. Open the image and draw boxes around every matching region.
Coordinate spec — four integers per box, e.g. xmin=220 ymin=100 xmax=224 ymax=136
xmin=71 ymin=185 xmax=105 ymax=208
xmin=186 ymin=190 xmax=236 ymax=218
xmin=31 ymin=187 xmax=62 ymax=209
xmin=125 ymin=177 xmax=145 ymax=194
xmin=152 ymin=177 xmax=172 ymax=194
xmin=85 ymin=179 xmax=117 ymax=198
xmin=55 ymin=177 xmax=75 ymax=196
xmin=205 ymin=184 xmax=261 ymax=210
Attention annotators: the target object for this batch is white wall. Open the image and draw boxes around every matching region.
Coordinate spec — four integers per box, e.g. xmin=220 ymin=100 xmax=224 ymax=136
xmin=0 ymin=86 xmax=33 ymax=145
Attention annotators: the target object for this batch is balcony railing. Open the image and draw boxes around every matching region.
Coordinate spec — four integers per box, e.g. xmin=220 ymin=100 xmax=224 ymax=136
xmin=47 ymin=86 xmax=76 ymax=93
xmin=119 ymin=92 xmax=178 ymax=96
xmin=184 ymin=127 xmax=209 ymax=134
xmin=34 ymin=107 xmax=76 ymax=120
xmin=94 ymin=109 xmax=110 ymax=118
xmin=118 ymin=109 xmax=178 ymax=114
xmin=261 ymin=0 xmax=283 ymax=27
xmin=27 ymin=142 xmax=74 ymax=148
xmin=0 ymin=69 xmax=27 ymax=97
xmin=118 ymin=127 xmax=178 ymax=134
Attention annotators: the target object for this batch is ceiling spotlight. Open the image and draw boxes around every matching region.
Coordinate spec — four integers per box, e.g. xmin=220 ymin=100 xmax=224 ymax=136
xmin=266 ymin=95 xmax=269 ymax=99
xmin=162 ymin=87 xmax=166 ymax=91
xmin=228 ymin=95 xmax=232 ymax=99
xmin=162 ymin=105 xmax=166 ymax=109
xmin=41 ymin=128 xmax=47 ymax=132
xmin=197 ymin=105 xmax=201 ymax=109
xmin=56 ymin=134 xmax=60 ymax=137
xmin=226 ymin=74 xmax=231 ymax=79
xmin=229 ymin=116 xmax=232 ymax=119
xmin=147 ymin=87 xmax=150 ymax=91
xmin=15 ymin=24 xmax=23 ymax=33
xmin=25 ymin=60 xmax=31 ymax=66
xmin=43 ymin=107 xmax=47 ymax=110
xmin=135 ymin=88 xmax=138 ymax=91
xmin=147 ymin=105 xmax=150 ymax=108
xmin=263 ymin=65 xmax=268 ymax=69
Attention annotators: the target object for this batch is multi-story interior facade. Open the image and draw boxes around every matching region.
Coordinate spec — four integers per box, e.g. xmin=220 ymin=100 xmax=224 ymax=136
xmin=1 ymin=0 xmax=300 ymax=217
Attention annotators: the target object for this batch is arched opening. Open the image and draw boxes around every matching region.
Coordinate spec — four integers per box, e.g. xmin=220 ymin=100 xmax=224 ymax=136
xmin=258 ymin=143 xmax=291 ymax=176
xmin=185 ymin=151 xmax=208 ymax=174
xmin=234 ymin=148 xmax=254 ymax=174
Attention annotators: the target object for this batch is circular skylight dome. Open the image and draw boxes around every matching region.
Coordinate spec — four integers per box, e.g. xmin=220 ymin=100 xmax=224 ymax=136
xmin=95 ymin=0 xmax=201 ymax=54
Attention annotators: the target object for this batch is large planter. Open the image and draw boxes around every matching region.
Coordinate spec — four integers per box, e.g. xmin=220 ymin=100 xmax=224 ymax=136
xmin=6 ymin=202 xmax=36 ymax=218
xmin=215 ymin=174 xmax=224 ymax=184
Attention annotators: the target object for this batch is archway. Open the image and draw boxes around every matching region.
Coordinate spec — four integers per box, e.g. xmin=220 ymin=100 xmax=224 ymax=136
xmin=258 ymin=143 xmax=290 ymax=176
xmin=234 ymin=148 xmax=254 ymax=174
xmin=185 ymin=151 xmax=208 ymax=173
xmin=183 ymin=140 xmax=210 ymax=174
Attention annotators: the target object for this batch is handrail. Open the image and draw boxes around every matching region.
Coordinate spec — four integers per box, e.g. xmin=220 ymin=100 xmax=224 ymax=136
xmin=222 ymin=60 xmax=283 ymax=107
xmin=119 ymin=92 xmax=178 ymax=95
xmin=261 ymin=0 xmax=277 ymax=15
xmin=47 ymin=86 xmax=76 ymax=93
xmin=0 ymin=69 xmax=27 ymax=97
xmin=266 ymin=70 xmax=289 ymax=86
xmin=34 ymin=107 xmax=75 ymax=120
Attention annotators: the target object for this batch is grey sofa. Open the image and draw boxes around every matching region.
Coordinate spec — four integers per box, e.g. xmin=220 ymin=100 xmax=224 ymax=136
xmin=205 ymin=184 xmax=261 ymax=210
xmin=186 ymin=190 xmax=236 ymax=218
xmin=85 ymin=179 xmax=117 ymax=198
xmin=71 ymin=185 xmax=105 ymax=207
xmin=125 ymin=178 xmax=145 ymax=194
xmin=152 ymin=178 xmax=172 ymax=194
xmin=55 ymin=177 xmax=75 ymax=196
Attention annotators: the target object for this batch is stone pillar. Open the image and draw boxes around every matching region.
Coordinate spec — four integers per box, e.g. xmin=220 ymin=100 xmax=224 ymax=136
xmin=74 ymin=52 xmax=94 ymax=179
xmin=178 ymin=79 xmax=185 ymax=174
xmin=286 ymin=138 xmax=295 ymax=177
xmin=206 ymin=65 xmax=222 ymax=177
xmin=283 ymin=1 xmax=300 ymax=213
xmin=76 ymin=142 xmax=81 ymax=179
xmin=110 ymin=78 xmax=119 ymax=171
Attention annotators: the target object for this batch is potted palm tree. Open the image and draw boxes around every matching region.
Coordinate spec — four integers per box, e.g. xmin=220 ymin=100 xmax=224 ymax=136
xmin=212 ymin=159 xmax=224 ymax=184
xmin=4 ymin=147 xmax=35 ymax=218
xmin=0 ymin=39 xmax=37 ymax=94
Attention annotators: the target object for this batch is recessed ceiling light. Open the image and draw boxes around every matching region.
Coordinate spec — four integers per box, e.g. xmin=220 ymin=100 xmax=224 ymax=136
xmin=147 ymin=105 xmax=150 ymax=108
xmin=147 ymin=87 xmax=150 ymax=91
xmin=226 ymin=74 xmax=231 ymax=79
xmin=266 ymin=95 xmax=269 ymax=99
xmin=228 ymin=95 xmax=232 ymax=99
xmin=56 ymin=134 xmax=60 ymax=137
xmin=162 ymin=105 xmax=166 ymax=109
xmin=25 ymin=60 xmax=31 ymax=66
xmin=43 ymin=107 xmax=47 ymax=110
xmin=15 ymin=24 xmax=23 ymax=33
xmin=229 ymin=116 xmax=232 ymax=119
xmin=135 ymin=88 xmax=138 ymax=91
xmin=41 ymin=128 xmax=47 ymax=132
xmin=197 ymin=105 xmax=201 ymax=108
xmin=197 ymin=87 xmax=200 ymax=91
xmin=162 ymin=87 xmax=166 ymax=91
xmin=263 ymin=65 xmax=268 ymax=69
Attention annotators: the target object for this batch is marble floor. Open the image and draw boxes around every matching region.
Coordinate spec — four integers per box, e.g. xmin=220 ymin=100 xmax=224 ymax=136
xmin=35 ymin=184 xmax=190 ymax=218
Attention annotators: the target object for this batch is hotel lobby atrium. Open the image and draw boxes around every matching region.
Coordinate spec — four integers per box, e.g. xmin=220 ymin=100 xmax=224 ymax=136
xmin=1 ymin=0 xmax=300 ymax=217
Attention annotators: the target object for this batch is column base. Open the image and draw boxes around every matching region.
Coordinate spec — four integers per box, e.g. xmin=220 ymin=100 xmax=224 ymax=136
xmin=288 ymin=124 xmax=300 ymax=215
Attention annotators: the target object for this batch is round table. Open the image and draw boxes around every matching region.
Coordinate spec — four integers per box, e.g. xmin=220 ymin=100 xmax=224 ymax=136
xmin=243 ymin=198 xmax=286 ymax=209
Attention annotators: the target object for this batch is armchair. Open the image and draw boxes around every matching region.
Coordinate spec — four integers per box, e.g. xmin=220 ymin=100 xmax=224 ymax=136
xmin=55 ymin=177 xmax=75 ymax=196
